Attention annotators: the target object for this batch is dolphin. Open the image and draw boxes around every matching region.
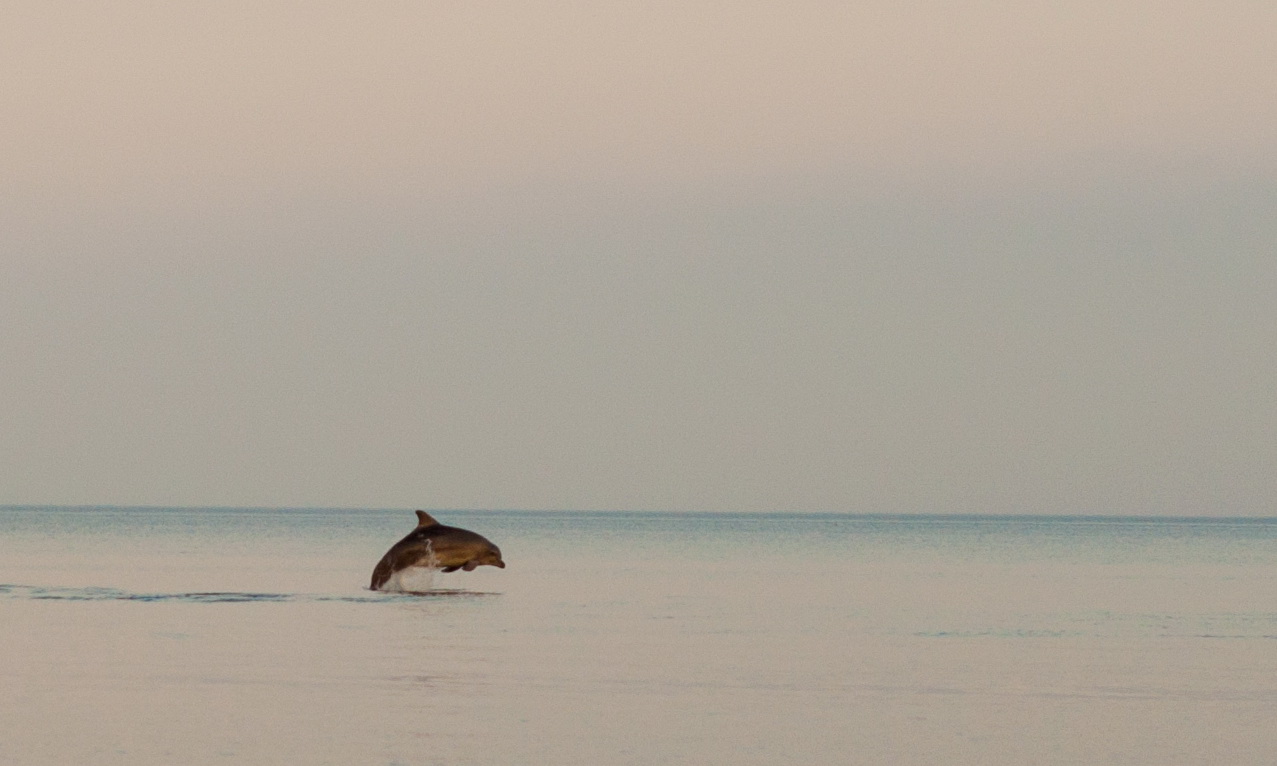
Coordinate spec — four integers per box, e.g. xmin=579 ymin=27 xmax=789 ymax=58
xmin=369 ymin=510 xmax=505 ymax=590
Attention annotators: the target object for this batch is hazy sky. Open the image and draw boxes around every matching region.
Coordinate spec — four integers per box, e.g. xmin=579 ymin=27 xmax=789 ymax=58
xmin=3 ymin=2 xmax=1275 ymax=514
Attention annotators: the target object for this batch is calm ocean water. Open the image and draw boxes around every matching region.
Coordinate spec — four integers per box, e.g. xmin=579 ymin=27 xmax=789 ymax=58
xmin=2 ymin=507 xmax=1275 ymax=765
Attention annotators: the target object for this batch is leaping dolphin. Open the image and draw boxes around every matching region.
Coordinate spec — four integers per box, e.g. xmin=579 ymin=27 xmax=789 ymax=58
xmin=370 ymin=510 xmax=505 ymax=591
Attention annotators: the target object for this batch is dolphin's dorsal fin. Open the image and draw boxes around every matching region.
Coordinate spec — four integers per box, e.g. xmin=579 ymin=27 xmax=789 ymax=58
xmin=415 ymin=510 xmax=439 ymax=528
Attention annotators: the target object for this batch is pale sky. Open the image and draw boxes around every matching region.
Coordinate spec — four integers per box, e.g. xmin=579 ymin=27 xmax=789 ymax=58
xmin=3 ymin=2 xmax=1275 ymax=514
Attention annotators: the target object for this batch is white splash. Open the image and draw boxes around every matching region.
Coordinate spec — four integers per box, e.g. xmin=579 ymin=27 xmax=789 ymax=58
xmin=380 ymin=567 xmax=440 ymax=593
xmin=378 ymin=540 xmax=441 ymax=593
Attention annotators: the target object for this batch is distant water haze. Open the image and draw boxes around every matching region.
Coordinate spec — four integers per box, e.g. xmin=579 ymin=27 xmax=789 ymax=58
xmin=2 ymin=3 xmax=1275 ymax=514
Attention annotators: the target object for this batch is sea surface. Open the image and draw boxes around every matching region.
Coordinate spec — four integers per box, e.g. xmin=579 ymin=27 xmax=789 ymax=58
xmin=2 ymin=507 xmax=1275 ymax=765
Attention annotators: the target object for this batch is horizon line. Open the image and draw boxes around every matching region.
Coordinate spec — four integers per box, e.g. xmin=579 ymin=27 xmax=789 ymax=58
xmin=2 ymin=504 xmax=1275 ymax=522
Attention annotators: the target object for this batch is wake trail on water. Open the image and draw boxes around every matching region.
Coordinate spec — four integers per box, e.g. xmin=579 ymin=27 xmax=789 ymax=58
xmin=0 ymin=583 xmax=495 ymax=603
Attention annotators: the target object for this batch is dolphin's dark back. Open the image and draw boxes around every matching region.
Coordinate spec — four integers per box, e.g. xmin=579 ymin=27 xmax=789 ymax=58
xmin=393 ymin=522 xmax=486 ymax=548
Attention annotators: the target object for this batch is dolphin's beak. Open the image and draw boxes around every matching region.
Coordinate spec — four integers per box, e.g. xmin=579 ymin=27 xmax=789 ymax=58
xmin=495 ymin=560 xmax=506 ymax=568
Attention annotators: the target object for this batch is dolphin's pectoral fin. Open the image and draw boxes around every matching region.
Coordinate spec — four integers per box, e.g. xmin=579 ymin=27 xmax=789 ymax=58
xmin=462 ymin=560 xmax=479 ymax=571
xmin=441 ymin=565 xmax=461 ymax=573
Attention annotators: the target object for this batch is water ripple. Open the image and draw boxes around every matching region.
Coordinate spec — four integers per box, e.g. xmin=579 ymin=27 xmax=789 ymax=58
xmin=0 ymin=584 xmax=496 ymax=603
